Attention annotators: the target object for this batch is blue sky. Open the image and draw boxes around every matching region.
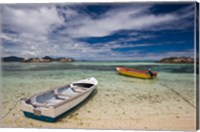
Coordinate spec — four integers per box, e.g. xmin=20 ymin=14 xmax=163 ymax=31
xmin=1 ymin=3 xmax=195 ymax=60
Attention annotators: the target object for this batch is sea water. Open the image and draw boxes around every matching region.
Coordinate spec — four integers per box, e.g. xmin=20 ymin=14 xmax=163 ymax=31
xmin=1 ymin=62 xmax=196 ymax=130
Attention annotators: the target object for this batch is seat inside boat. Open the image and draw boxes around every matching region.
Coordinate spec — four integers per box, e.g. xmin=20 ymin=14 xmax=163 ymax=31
xmin=31 ymin=91 xmax=64 ymax=107
xmin=55 ymin=86 xmax=79 ymax=97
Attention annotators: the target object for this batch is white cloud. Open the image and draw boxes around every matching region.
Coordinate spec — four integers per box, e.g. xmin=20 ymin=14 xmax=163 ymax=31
xmin=21 ymin=50 xmax=36 ymax=56
xmin=2 ymin=30 xmax=194 ymax=60
xmin=2 ymin=6 xmax=64 ymax=35
xmin=62 ymin=5 xmax=192 ymax=38
xmin=84 ymin=49 xmax=194 ymax=61
xmin=1 ymin=4 xmax=195 ymax=60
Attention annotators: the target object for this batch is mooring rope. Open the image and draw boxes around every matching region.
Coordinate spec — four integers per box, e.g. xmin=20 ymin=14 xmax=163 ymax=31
xmin=2 ymin=99 xmax=21 ymax=120
xmin=160 ymin=82 xmax=196 ymax=109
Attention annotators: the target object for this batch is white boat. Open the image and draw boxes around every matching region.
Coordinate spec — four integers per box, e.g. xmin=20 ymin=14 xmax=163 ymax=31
xmin=20 ymin=77 xmax=98 ymax=122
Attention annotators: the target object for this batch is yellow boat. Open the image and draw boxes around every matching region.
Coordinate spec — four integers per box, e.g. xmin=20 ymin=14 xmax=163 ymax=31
xmin=116 ymin=67 xmax=158 ymax=79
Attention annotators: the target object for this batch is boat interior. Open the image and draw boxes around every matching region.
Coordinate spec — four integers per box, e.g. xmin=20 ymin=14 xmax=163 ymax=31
xmin=29 ymin=91 xmax=64 ymax=107
xmin=72 ymin=83 xmax=94 ymax=88
xmin=26 ymin=83 xmax=94 ymax=107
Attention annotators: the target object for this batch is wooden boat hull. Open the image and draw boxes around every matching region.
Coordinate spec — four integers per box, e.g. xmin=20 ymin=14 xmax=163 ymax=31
xmin=116 ymin=67 xmax=158 ymax=79
xmin=22 ymin=90 xmax=93 ymax=122
xmin=20 ymin=77 xmax=98 ymax=122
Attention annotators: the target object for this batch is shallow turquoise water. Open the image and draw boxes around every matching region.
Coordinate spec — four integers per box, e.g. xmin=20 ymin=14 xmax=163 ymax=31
xmin=1 ymin=62 xmax=196 ymax=129
xmin=2 ymin=62 xmax=195 ymax=98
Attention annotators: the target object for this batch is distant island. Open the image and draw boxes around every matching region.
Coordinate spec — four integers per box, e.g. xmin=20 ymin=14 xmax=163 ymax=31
xmin=2 ymin=56 xmax=197 ymax=64
xmin=2 ymin=56 xmax=24 ymax=62
xmin=2 ymin=56 xmax=75 ymax=63
xmin=158 ymin=57 xmax=195 ymax=63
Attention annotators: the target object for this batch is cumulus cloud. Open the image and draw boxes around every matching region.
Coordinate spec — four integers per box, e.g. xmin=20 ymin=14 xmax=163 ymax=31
xmin=1 ymin=4 xmax=195 ymax=60
xmin=2 ymin=5 xmax=64 ymax=35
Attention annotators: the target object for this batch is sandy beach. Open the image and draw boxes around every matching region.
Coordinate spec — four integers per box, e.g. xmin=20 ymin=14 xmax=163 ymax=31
xmin=1 ymin=62 xmax=196 ymax=130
